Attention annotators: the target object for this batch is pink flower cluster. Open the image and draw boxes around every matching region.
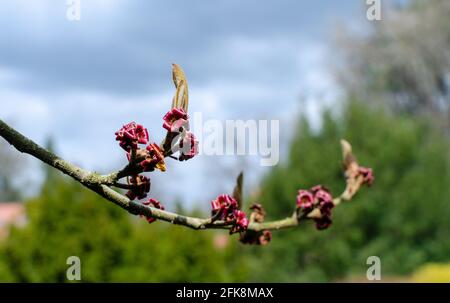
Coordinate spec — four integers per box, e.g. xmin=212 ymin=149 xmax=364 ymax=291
xmin=162 ymin=108 xmax=189 ymax=132
xmin=162 ymin=108 xmax=198 ymax=161
xmin=211 ymin=194 xmax=249 ymax=234
xmin=358 ymin=167 xmax=374 ymax=186
xmin=115 ymin=122 xmax=149 ymax=151
xmin=178 ymin=131 xmax=199 ymax=161
xmin=142 ymin=198 xmax=165 ymax=224
xmin=126 ymin=175 xmax=151 ymax=200
xmin=296 ymin=185 xmax=335 ymax=230
xmin=240 ymin=230 xmax=272 ymax=245
xmin=114 ymin=107 xmax=200 ymax=226
xmin=116 ymin=122 xmax=167 ymax=174
xmin=239 ymin=203 xmax=272 ymax=245
xmin=139 ymin=143 xmax=166 ymax=172
xmin=115 ymin=121 xmax=167 ymax=225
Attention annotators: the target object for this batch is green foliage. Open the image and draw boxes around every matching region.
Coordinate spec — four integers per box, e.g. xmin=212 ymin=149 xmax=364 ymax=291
xmin=0 ymin=101 xmax=448 ymax=282
xmin=336 ymin=0 xmax=450 ymax=128
xmin=0 ymin=177 xmax=249 ymax=282
xmin=245 ymin=101 xmax=450 ymax=281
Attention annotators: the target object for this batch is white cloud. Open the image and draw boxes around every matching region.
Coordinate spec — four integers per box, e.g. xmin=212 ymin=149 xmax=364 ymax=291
xmin=0 ymin=92 xmax=51 ymax=138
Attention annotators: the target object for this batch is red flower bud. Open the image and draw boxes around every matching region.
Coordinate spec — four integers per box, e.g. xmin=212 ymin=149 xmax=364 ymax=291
xmin=139 ymin=143 xmax=166 ymax=172
xmin=179 ymin=131 xmax=199 ymax=161
xmin=258 ymin=230 xmax=272 ymax=245
xmin=310 ymin=185 xmax=330 ymax=195
xmin=125 ymin=175 xmax=151 ymax=200
xmin=315 ymin=189 xmax=332 ymax=203
xmin=230 ymin=210 xmax=249 ymax=234
xmin=235 ymin=210 xmax=249 ymax=229
xmin=296 ymin=185 xmax=335 ymax=230
xmin=239 ymin=229 xmax=272 ymax=245
xmin=142 ymin=198 xmax=165 ymax=224
xmin=211 ymin=194 xmax=248 ymax=234
xmin=115 ymin=122 xmax=149 ymax=151
xmin=296 ymin=190 xmax=314 ymax=211
xmin=358 ymin=166 xmax=374 ymax=186
xmin=314 ymin=215 xmax=332 ymax=230
xmin=211 ymin=199 xmax=222 ymax=213
xmin=162 ymin=108 xmax=189 ymax=132
xmin=314 ymin=188 xmax=334 ymax=216
xmin=211 ymin=194 xmax=238 ymax=220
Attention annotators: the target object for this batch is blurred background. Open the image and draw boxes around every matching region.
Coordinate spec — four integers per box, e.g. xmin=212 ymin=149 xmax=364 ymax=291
xmin=1 ymin=0 xmax=450 ymax=282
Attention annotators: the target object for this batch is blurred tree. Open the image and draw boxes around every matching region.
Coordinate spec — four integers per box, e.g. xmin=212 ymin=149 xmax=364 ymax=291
xmin=244 ymin=101 xmax=450 ymax=281
xmin=42 ymin=137 xmax=59 ymax=183
xmin=334 ymin=0 xmax=450 ymax=130
xmin=0 ymin=175 xmax=249 ymax=282
xmin=0 ymin=138 xmax=25 ymax=201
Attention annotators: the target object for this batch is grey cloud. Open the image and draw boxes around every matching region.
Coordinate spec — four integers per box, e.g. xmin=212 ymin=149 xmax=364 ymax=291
xmin=0 ymin=0 xmax=360 ymax=97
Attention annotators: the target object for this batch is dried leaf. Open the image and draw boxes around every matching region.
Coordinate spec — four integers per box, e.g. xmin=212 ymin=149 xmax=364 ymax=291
xmin=340 ymin=139 xmax=362 ymax=201
xmin=340 ymin=139 xmax=355 ymax=168
xmin=171 ymin=63 xmax=189 ymax=112
xmin=232 ymin=172 xmax=244 ymax=210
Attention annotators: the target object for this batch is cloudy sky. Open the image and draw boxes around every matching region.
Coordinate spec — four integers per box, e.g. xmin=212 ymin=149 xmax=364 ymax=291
xmin=0 ymin=1 xmax=369 ymax=206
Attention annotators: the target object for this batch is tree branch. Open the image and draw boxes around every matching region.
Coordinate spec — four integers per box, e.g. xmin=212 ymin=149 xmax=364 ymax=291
xmin=0 ymin=118 xmax=371 ymax=234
